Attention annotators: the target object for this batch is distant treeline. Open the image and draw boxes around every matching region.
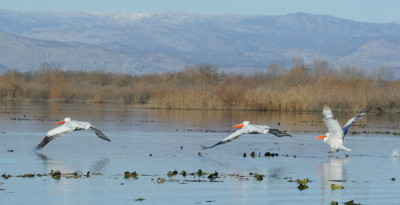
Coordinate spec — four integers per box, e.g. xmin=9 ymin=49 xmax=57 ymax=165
xmin=0 ymin=60 xmax=399 ymax=112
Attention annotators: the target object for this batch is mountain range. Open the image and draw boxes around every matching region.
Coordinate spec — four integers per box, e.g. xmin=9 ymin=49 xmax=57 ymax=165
xmin=1 ymin=9 xmax=400 ymax=75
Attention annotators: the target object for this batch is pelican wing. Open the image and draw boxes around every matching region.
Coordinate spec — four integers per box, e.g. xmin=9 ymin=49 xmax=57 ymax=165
xmin=342 ymin=107 xmax=371 ymax=136
xmin=322 ymin=105 xmax=343 ymax=139
xmin=268 ymin=128 xmax=292 ymax=137
xmin=36 ymin=125 xmax=74 ymax=150
xmin=90 ymin=126 xmax=111 ymax=142
xmin=202 ymin=129 xmax=247 ymax=149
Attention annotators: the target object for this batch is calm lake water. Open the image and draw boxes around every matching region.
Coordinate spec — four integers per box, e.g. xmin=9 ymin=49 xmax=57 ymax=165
xmin=1 ymin=102 xmax=400 ymax=205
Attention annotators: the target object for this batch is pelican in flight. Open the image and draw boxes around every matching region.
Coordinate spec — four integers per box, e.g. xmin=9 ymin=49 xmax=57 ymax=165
xmin=36 ymin=118 xmax=111 ymax=150
xmin=316 ymin=105 xmax=371 ymax=153
xmin=202 ymin=121 xmax=292 ymax=149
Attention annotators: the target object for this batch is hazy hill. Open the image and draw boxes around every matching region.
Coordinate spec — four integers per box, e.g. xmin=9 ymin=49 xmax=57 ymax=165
xmin=1 ymin=9 xmax=400 ymax=74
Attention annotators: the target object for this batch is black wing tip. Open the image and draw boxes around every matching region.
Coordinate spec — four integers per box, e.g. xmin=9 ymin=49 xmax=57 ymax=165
xmin=35 ymin=145 xmax=43 ymax=150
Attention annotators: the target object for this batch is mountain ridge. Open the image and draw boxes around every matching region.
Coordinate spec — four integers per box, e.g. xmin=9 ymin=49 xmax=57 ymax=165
xmin=1 ymin=9 xmax=400 ymax=74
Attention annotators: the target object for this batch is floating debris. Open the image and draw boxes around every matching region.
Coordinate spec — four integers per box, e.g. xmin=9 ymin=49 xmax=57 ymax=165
xmin=198 ymin=152 xmax=203 ymax=157
xmin=243 ymin=153 xmax=247 ymax=158
xmin=124 ymin=171 xmax=139 ymax=179
xmin=297 ymin=184 xmax=309 ymax=190
xmin=134 ymin=198 xmax=145 ymax=201
xmin=330 ymin=201 xmax=338 ymax=205
xmin=7 ymin=149 xmax=14 ymax=152
xmin=331 ymin=184 xmax=344 ymax=190
xmin=391 ymin=177 xmax=396 ymax=181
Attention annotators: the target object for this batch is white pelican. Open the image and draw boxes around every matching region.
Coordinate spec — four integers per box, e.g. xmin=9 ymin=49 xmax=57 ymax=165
xmin=36 ymin=118 xmax=111 ymax=150
xmin=202 ymin=121 xmax=292 ymax=149
xmin=316 ymin=105 xmax=371 ymax=153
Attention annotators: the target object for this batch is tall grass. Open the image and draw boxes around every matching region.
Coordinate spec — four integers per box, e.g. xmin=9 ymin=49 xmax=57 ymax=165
xmin=0 ymin=62 xmax=399 ymax=112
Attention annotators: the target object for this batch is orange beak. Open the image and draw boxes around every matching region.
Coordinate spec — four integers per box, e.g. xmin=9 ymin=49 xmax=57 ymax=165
xmin=56 ymin=120 xmax=66 ymax=125
xmin=233 ymin=124 xmax=245 ymax=128
xmin=315 ymin=136 xmax=327 ymax=139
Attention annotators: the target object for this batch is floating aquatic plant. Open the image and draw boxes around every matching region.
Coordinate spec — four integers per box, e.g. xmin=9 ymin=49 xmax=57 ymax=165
xmin=51 ymin=170 xmax=61 ymax=179
xmin=343 ymin=200 xmax=361 ymax=205
xmin=180 ymin=170 xmax=187 ymax=177
xmin=297 ymin=184 xmax=309 ymax=190
xmin=124 ymin=171 xmax=139 ymax=179
xmin=296 ymin=178 xmax=309 ymax=184
xmin=17 ymin=173 xmax=35 ymax=178
xmin=331 ymin=184 xmax=344 ymax=190
xmin=2 ymin=173 xmax=11 ymax=179
xmin=330 ymin=201 xmax=338 ymax=205
xmin=134 ymin=198 xmax=145 ymax=201
xmin=157 ymin=178 xmax=165 ymax=183
xmin=208 ymin=171 xmax=218 ymax=181
xmin=253 ymin=173 xmax=264 ymax=181
xmin=250 ymin=151 xmax=256 ymax=158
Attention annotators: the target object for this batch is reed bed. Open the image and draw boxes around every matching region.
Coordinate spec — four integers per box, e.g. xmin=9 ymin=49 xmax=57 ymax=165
xmin=0 ymin=63 xmax=399 ymax=112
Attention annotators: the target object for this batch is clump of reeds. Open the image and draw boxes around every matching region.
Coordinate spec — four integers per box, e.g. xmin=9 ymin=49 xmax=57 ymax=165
xmin=0 ymin=62 xmax=399 ymax=112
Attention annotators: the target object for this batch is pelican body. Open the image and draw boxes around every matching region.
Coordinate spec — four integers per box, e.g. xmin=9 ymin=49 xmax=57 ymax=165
xmin=316 ymin=106 xmax=371 ymax=153
xmin=36 ymin=118 xmax=110 ymax=150
xmin=202 ymin=121 xmax=291 ymax=149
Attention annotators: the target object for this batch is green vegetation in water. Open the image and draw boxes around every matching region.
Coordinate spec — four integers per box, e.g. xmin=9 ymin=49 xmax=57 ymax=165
xmin=17 ymin=173 xmax=35 ymax=178
xmin=331 ymin=184 xmax=344 ymax=190
xmin=124 ymin=171 xmax=139 ymax=179
xmin=297 ymin=184 xmax=309 ymax=190
xmin=296 ymin=178 xmax=309 ymax=184
xmin=253 ymin=173 xmax=265 ymax=181
xmin=167 ymin=170 xmax=178 ymax=178
xmin=344 ymin=200 xmax=361 ymax=205
xmin=330 ymin=201 xmax=338 ymax=205
xmin=1 ymin=173 xmax=11 ymax=179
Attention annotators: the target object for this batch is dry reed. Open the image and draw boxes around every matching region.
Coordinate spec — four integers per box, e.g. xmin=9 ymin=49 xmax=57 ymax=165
xmin=0 ymin=63 xmax=399 ymax=112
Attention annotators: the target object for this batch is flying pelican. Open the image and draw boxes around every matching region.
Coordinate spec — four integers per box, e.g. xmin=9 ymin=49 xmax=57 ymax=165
xmin=316 ymin=105 xmax=371 ymax=153
xmin=36 ymin=118 xmax=111 ymax=150
xmin=202 ymin=121 xmax=292 ymax=149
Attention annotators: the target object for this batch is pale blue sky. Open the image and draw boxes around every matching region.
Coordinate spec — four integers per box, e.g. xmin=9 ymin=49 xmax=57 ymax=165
xmin=0 ymin=0 xmax=399 ymax=23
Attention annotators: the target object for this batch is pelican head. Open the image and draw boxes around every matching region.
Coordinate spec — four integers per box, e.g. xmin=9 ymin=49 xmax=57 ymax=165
xmin=56 ymin=117 xmax=71 ymax=125
xmin=233 ymin=121 xmax=250 ymax=128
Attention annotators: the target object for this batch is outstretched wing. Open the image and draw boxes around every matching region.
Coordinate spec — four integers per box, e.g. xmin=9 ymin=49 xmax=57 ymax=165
xmin=36 ymin=125 xmax=74 ymax=150
xmin=322 ymin=105 xmax=343 ymax=140
xmin=202 ymin=129 xmax=247 ymax=149
xmin=268 ymin=128 xmax=292 ymax=137
xmin=342 ymin=107 xmax=371 ymax=137
xmin=90 ymin=126 xmax=111 ymax=142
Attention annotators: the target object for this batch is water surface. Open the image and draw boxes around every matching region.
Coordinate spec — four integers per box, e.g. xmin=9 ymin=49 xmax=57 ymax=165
xmin=0 ymin=102 xmax=399 ymax=204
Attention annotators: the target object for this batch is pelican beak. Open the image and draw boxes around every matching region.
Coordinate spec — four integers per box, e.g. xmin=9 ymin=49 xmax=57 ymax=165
xmin=56 ymin=120 xmax=66 ymax=125
xmin=315 ymin=136 xmax=327 ymax=139
xmin=233 ymin=124 xmax=245 ymax=128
